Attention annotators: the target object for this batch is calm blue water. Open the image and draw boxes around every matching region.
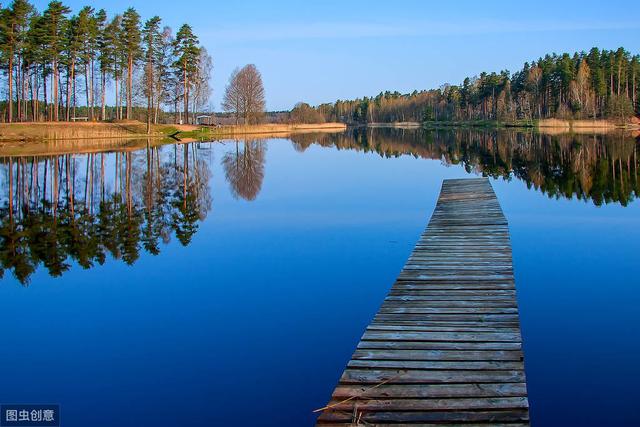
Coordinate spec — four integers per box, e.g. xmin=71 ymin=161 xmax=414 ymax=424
xmin=0 ymin=129 xmax=639 ymax=426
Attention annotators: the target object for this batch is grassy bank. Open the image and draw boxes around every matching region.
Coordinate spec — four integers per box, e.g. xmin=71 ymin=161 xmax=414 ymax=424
xmin=171 ymin=122 xmax=347 ymax=141
xmin=0 ymin=121 xmax=170 ymax=141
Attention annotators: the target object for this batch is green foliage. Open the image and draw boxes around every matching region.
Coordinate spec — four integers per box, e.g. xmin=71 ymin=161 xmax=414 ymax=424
xmin=173 ymin=23 xmax=199 ymax=75
xmin=100 ymin=14 xmax=121 ymax=76
xmin=41 ymin=1 xmax=71 ymax=60
xmin=606 ymin=94 xmax=634 ymax=122
xmin=142 ymin=16 xmax=162 ymax=98
xmin=120 ymin=7 xmax=141 ymax=61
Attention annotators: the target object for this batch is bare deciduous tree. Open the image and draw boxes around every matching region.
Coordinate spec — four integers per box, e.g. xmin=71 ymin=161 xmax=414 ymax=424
xmin=221 ymin=67 xmax=241 ymax=125
xmin=222 ymin=64 xmax=265 ymax=125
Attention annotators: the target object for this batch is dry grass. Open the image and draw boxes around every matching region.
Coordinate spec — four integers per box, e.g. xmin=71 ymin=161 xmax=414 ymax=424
xmin=536 ymin=118 xmax=638 ymax=135
xmin=0 ymin=121 xmax=166 ymax=141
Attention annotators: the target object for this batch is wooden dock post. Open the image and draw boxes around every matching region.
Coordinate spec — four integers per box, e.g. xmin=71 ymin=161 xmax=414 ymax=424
xmin=316 ymin=178 xmax=529 ymax=426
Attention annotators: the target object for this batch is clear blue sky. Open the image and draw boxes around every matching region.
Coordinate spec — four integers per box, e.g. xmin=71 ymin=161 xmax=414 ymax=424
xmin=33 ymin=0 xmax=640 ymax=111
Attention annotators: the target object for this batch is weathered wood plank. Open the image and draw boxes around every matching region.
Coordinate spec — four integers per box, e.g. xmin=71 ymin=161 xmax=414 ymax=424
xmin=318 ymin=410 xmax=529 ymax=424
xmin=331 ymin=383 xmax=528 ymax=399
xmin=316 ymin=178 xmax=529 ymax=426
xmin=352 ymin=349 xmax=524 ymax=361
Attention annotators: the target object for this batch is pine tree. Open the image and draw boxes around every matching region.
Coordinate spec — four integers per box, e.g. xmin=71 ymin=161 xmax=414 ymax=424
xmin=173 ymin=23 xmax=199 ymax=124
xmin=76 ymin=6 xmax=98 ymax=119
xmin=142 ymin=16 xmax=161 ymax=133
xmin=94 ymin=9 xmax=108 ymax=120
xmin=41 ymin=0 xmax=70 ymax=121
xmin=63 ymin=13 xmax=81 ymax=120
xmin=0 ymin=0 xmax=33 ymax=122
xmin=120 ymin=7 xmax=141 ymax=120
xmin=103 ymin=14 xmax=122 ymax=119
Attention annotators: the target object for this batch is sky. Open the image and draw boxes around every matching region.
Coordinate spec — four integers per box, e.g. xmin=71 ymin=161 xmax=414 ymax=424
xmin=32 ymin=0 xmax=640 ymax=111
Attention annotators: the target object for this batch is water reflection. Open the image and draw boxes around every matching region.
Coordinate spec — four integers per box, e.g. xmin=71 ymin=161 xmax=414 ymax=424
xmin=222 ymin=140 xmax=266 ymax=201
xmin=1 ymin=129 xmax=638 ymax=284
xmin=0 ymin=144 xmax=211 ymax=285
xmin=291 ymin=128 xmax=640 ymax=206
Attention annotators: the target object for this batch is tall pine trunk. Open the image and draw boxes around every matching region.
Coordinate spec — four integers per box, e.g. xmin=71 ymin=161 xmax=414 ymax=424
xmin=43 ymin=69 xmax=48 ymax=121
xmin=7 ymin=55 xmax=13 ymax=123
xmin=85 ymin=62 xmax=90 ymax=119
xmin=101 ymin=70 xmax=106 ymax=121
xmin=15 ymin=60 xmax=21 ymax=122
xmin=127 ymin=55 xmax=133 ymax=119
xmin=31 ymin=69 xmax=38 ymax=121
xmin=183 ymin=61 xmax=188 ymax=124
xmin=90 ymin=59 xmax=95 ymax=120
xmin=53 ymin=60 xmax=59 ymax=121
xmin=633 ymin=69 xmax=637 ymax=113
xmin=146 ymin=63 xmax=153 ymax=134
xmin=66 ymin=59 xmax=75 ymax=121
xmin=114 ymin=67 xmax=119 ymax=120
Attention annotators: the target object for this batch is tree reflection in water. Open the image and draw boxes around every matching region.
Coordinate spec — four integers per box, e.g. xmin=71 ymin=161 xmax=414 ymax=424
xmin=0 ymin=143 xmax=212 ymax=285
xmin=291 ymin=128 xmax=640 ymax=206
xmin=222 ymin=140 xmax=266 ymax=201
xmin=1 ymin=129 xmax=638 ymax=285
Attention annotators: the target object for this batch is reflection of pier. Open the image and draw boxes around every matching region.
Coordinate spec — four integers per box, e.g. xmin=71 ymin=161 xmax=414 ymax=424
xmin=317 ymin=178 xmax=529 ymax=425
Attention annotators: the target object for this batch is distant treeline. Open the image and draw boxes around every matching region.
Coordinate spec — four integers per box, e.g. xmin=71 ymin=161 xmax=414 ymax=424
xmin=0 ymin=0 xmax=211 ymax=124
xmin=300 ymin=48 xmax=639 ymax=124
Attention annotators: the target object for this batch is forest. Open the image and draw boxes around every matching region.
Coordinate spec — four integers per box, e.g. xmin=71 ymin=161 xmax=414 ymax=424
xmin=308 ymin=48 xmax=640 ymax=124
xmin=0 ymin=0 xmax=211 ymax=125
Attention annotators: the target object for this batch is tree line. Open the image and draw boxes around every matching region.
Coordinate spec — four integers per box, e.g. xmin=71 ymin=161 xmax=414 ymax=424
xmin=305 ymin=47 xmax=639 ymax=124
xmin=0 ymin=0 xmax=212 ymax=126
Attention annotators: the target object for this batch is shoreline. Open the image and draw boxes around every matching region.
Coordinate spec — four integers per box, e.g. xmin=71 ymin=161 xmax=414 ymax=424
xmin=0 ymin=121 xmax=347 ymax=143
xmin=367 ymin=118 xmax=640 ymax=132
xmin=1 ymin=119 xmax=637 ymax=157
xmin=0 ymin=122 xmax=347 ymax=157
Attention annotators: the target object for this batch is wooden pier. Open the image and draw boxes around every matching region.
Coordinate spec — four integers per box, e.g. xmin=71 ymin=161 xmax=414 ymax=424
xmin=316 ymin=178 xmax=529 ymax=426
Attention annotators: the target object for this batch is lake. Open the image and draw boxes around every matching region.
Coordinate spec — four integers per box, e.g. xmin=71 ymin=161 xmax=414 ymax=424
xmin=0 ymin=128 xmax=639 ymax=426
